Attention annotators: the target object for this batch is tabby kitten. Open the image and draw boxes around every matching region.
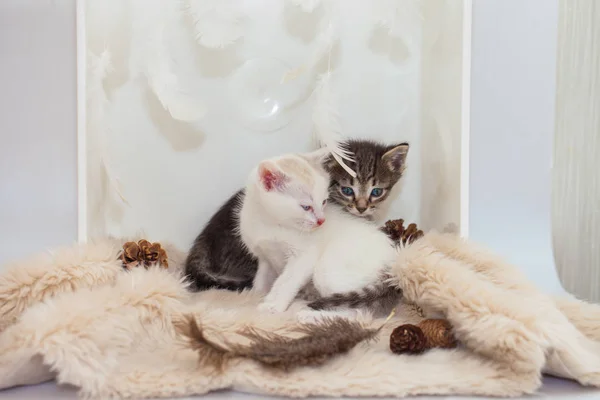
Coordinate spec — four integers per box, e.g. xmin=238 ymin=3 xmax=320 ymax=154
xmin=184 ymin=140 xmax=409 ymax=292
xmin=327 ymin=140 xmax=409 ymax=224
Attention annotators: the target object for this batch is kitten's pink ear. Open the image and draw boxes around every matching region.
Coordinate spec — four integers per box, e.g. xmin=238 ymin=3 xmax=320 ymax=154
xmin=258 ymin=162 xmax=287 ymax=191
xmin=382 ymin=143 xmax=409 ymax=172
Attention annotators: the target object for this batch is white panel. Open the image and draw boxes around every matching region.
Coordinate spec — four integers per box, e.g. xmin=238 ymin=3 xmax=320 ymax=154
xmin=0 ymin=0 xmax=78 ymax=266
xmin=553 ymin=0 xmax=600 ymax=302
xmin=419 ymin=0 xmax=465 ymax=234
xmin=468 ymin=0 xmax=563 ymax=293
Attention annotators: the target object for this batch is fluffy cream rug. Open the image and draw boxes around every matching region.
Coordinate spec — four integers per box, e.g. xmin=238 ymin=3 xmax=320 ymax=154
xmin=1 ymin=232 xmax=600 ymax=399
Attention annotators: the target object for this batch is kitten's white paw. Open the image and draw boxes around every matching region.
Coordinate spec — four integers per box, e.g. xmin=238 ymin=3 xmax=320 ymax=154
xmin=258 ymin=301 xmax=284 ymax=314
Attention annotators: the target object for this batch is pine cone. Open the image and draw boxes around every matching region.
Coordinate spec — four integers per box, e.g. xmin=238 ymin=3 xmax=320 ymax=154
xmin=418 ymin=319 xmax=457 ymax=349
xmin=119 ymin=240 xmax=168 ymax=269
xmin=381 ymin=219 xmax=405 ymax=242
xmin=403 ymin=223 xmax=424 ymax=244
xmin=146 ymin=242 xmax=167 ymax=267
xmin=380 ymin=219 xmax=424 ymax=246
xmin=137 ymin=239 xmax=151 ymax=254
xmin=120 ymin=241 xmax=142 ymax=270
xmin=390 ymin=324 xmax=427 ymax=354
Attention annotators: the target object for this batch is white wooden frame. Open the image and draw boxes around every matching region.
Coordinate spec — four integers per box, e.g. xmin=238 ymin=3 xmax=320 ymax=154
xmin=76 ymin=0 xmax=87 ymax=242
xmin=460 ymin=0 xmax=472 ymax=238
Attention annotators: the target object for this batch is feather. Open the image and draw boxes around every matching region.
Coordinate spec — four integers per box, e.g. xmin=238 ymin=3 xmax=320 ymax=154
xmin=185 ymin=0 xmax=244 ymax=49
xmin=180 ymin=316 xmax=380 ymax=371
xmin=288 ymin=0 xmax=322 ymax=13
xmin=282 ymin=19 xmax=338 ymax=84
xmin=312 ymin=72 xmax=356 ymax=177
xmin=86 ymin=49 xmax=129 ymax=236
xmin=373 ymin=0 xmax=423 ymax=53
xmin=130 ymin=0 xmax=206 ymax=122
xmin=280 ymin=2 xmax=353 ymax=175
xmin=179 ymin=316 xmax=231 ymax=372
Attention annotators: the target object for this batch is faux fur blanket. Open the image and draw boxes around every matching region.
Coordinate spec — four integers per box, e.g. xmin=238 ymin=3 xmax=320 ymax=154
xmin=1 ymin=232 xmax=600 ymax=399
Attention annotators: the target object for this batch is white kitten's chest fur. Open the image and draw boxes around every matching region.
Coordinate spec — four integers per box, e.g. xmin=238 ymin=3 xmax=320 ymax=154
xmin=239 ymin=190 xmax=310 ymax=274
xmin=310 ymin=208 xmax=396 ymax=295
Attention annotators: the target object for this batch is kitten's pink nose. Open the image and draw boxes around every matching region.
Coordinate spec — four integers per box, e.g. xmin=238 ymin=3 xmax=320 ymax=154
xmin=316 ymin=218 xmax=325 ymax=226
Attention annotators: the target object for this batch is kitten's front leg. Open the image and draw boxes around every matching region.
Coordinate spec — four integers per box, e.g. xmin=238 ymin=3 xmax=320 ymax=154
xmin=252 ymin=260 xmax=276 ymax=294
xmin=258 ymin=251 xmax=317 ymax=314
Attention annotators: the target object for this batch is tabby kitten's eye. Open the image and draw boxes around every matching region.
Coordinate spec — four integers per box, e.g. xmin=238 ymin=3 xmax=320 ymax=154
xmin=341 ymin=187 xmax=354 ymax=196
xmin=371 ymin=188 xmax=384 ymax=197
xmin=301 ymin=205 xmax=313 ymax=211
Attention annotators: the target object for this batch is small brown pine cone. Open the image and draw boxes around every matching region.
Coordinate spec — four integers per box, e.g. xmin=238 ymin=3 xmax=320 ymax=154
xmin=381 ymin=219 xmax=424 ymax=246
xmin=120 ymin=240 xmax=169 ymax=270
xmin=380 ymin=219 xmax=405 ymax=243
xmin=418 ymin=319 xmax=457 ymax=349
xmin=120 ymin=241 xmax=141 ymax=270
xmin=137 ymin=240 xmax=152 ymax=257
xmin=157 ymin=247 xmax=169 ymax=269
xmin=146 ymin=244 xmax=168 ymax=269
xmin=390 ymin=324 xmax=427 ymax=354
xmin=403 ymin=223 xmax=424 ymax=245
xmin=139 ymin=240 xmax=169 ymax=269
xmin=142 ymin=242 xmax=159 ymax=264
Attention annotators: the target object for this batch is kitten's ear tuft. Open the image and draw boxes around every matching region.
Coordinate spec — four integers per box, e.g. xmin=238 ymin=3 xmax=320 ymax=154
xmin=258 ymin=162 xmax=287 ymax=191
xmin=382 ymin=143 xmax=409 ymax=172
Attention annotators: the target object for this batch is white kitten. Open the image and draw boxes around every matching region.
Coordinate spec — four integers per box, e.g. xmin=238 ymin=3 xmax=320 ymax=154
xmin=239 ymin=150 xmax=398 ymax=316
xmin=239 ymin=149 xmax=331 ymax=297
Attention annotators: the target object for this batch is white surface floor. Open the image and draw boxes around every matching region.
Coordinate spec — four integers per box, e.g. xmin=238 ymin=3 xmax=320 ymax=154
xmin=3 ymin=378 xmax=600 ymax=399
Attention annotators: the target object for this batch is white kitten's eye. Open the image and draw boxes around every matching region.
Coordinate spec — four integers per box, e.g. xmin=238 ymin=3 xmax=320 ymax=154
xmin=301 ymin=205 xmax=313 ymax=211
xmin=322 ymin=199 xmax=327 ymax=206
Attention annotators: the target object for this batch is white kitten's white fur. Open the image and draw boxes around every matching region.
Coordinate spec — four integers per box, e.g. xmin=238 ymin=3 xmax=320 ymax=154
xmin=239 ymin=149 xmax=397 ymax=316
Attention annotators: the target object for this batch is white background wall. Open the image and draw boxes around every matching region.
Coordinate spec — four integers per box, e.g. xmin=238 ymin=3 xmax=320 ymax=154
xmin=468 ymin=0 xmax=563 ymax=293
xmin=0 ymin=0 xmax=78 ymax=266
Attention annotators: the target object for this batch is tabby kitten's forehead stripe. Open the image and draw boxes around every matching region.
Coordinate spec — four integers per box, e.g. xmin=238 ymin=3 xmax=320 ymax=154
xmin=326 ymin=139 xmax=409 ymax=219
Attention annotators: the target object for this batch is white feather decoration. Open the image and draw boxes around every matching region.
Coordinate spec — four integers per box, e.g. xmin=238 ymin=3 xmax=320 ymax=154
xmin=373 ymin=0 xmax=423 ymax=52
xmin=186 ymin=0 xmax=243 ymax=49
xmin=309 ymin=20 xmax=337 ymax=69
xmin=86 ymin=49 xmax=128 ymax=236
xmin=289 ymin=0 xmax=322 ymax=13
xmin=131 ymin=0 xmax=206 ymax=122
xmin=312 ymin=72 xmax=356 ymax=177
xmin=282 ymin=6 xmax=338 ymax=83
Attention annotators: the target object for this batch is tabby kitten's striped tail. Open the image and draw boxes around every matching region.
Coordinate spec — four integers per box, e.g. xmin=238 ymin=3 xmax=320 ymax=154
xmin=307 ymin=281 xmax=402 ymax=311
